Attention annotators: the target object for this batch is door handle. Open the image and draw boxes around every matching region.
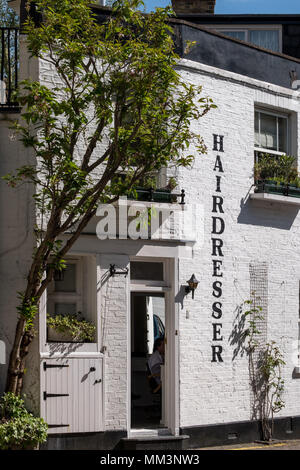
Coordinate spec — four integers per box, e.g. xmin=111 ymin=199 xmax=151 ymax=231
xmin=94 ymin=379 xmax=102 ymax=384
xmin=90 ymin=367 xmax=96 ymax=372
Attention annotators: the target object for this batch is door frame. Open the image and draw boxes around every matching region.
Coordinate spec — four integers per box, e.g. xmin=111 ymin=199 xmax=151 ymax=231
xmin=128 ymin=256 xmax=179 ymax=436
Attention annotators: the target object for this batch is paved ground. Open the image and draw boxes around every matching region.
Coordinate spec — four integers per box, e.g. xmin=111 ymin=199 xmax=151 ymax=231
xmin=196 ymin=439 xmax=300 ymax=450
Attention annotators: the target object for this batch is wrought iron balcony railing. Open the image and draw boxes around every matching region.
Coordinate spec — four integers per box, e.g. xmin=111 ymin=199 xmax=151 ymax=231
xmin=128 ymin=187 xmax=186 ymax=204
xmin=0 ymin=27 xmax=19 ymax=111
xmin=255 ymin=180 xmax=300 ymax=199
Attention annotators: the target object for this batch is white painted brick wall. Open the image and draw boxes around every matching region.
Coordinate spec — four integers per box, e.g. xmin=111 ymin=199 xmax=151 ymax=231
xmin=177 ymin=60 xmax=300 ymax=427
xmin=99 ymin=254 xmax=129 ymax=431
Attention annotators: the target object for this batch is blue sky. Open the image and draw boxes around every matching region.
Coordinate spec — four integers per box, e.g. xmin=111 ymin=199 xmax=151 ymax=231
xmin=144 ymin=0 xmax=300 ymax=14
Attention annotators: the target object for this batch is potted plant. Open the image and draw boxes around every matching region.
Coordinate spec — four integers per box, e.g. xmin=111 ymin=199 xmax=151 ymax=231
xmin=0 ymin=393 xmax=48 ymax=450
xmin=47 ymin=313 xmax=96 ymax=343
xmin=254 ymin=153 xmax=300 ymax=197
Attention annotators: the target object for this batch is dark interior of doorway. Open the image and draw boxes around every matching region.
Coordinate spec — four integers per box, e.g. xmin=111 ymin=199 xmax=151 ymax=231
xmin=131 ymin=292 xmax=165 ymax=429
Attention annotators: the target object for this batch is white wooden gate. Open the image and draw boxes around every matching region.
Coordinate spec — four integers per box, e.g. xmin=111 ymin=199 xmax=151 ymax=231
xmin=41 ymin=357 xmax=103 ymax=434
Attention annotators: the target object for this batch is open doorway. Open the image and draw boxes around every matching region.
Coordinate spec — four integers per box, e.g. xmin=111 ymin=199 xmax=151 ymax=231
xmin=131 ymin=292 xmax=165 ymax=429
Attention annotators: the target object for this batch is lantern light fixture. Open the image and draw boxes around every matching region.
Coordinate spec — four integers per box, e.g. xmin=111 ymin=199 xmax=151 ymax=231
xmin=185 ymin=274 xmax=199 ymax=299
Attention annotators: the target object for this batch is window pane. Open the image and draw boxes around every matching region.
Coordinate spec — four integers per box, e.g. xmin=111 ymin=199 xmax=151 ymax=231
xmin=259 ymin=113 xmax=277 ymax=151
xmin=54 ymin=303 xmax=77 ymax=315
xmin=254 ymin=111 xmax=260 ymax=147
xmin=131 ymin=262 xmax=164 ymax=281
xmin=55 ymin=264 xmax=76 ymax=292
xmin=278 ymin=117 xmax=287 ymax=152
xmin=220 ymin=31 xmax=246 ymax=41
xmin=249 ymin=30 xmax=280 ymax=52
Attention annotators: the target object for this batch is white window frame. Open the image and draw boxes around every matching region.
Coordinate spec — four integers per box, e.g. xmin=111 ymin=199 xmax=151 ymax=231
xmin=208 ymin=24 xmax=283 ymax=52
xmin=254 ymin=108 xmax=289 ymax=162
xmin=47 ymin=258 xmax=83 ymax=316
xmin=130 ymin=257 xmax=169 ymax=289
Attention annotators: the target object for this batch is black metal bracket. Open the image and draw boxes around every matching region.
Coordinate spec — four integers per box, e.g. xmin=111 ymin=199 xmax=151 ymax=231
xmin=109 ymin=264 xmax=129 ymax=277
xmin=48 ymin=424 xmax=70 ymax=428
xmin=43 ymin=362 xmax=69 ymax=371
xmin=43 ymin=392 xmax=69 ymax=400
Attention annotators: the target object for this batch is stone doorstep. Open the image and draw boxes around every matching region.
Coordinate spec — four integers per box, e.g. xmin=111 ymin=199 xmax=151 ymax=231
xmin=120 ymin=434 xmax=190 ymax=450
xmin=122 ymin=434 xmax=190 ymax=443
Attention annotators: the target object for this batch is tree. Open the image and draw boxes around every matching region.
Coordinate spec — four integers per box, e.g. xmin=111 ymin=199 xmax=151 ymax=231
xmin=4 ymin=0 xmax=214 ymax=395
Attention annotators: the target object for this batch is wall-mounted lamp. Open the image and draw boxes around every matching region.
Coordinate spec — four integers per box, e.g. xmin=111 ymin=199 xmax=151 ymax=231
xmin=109 ymin=264 xmax=129 ymax=277
xmin=185 ymin=274 xmax=199 ymax=299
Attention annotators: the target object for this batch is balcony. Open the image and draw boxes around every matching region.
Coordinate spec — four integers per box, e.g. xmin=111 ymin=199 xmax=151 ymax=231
xmin=251 ymin=180 xmax=300 ymax=206
xmin=127 ymin=187 xmax=186 ymax=205
xmin=0 ymin=27 xmax=20 ymax=112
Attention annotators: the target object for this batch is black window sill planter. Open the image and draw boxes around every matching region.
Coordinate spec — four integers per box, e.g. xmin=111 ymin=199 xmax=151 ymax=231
xmin=127 ymin=187 xmax=185 ymax=204
xmin=255 ymin=180 xmax=300 ymax=199
xmin=0 ymin=104 xmax=21 ymax=113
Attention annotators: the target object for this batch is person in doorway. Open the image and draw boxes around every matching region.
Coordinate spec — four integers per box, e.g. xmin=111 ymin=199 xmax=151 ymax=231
xmin=147 ymin=337 xmax=165 ymax=386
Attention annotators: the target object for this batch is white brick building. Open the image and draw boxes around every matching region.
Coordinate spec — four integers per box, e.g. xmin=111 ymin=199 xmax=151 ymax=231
xmin=1 ymin=0 xmax=300 ymax=449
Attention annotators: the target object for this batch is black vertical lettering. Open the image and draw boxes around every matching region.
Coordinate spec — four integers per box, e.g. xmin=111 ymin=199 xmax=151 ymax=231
xmin=212 ymin=238 xmax=224 ymax=257
xmin=212 ymin=323 xmax=223 ymax=341
xmin=215 ymin=175 xmax=222 ymax=192
xmin=213 ymin=135 xmax=224 ymax=153
xmin=212 ymin=281 xmax=222 ymax=298
xmin=212 ymin=216 xmax=225 ymax=235
xmin=213 ymin=155 xmax=224 ymax=172
xmin=213 ymin=259 xmax=223 ymax=277
xmin=212 ymin=302 xmax=223 ymax=319
xmin=212 ymin=195 xmax=224 ymax=213
xmin=211 ymin=345 xmax=224 ymax=362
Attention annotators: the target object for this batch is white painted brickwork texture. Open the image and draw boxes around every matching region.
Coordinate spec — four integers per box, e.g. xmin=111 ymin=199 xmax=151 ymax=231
xmin=99 ymin=254 xmax=129 ymax=431
xmin=177 ymin=61 xmax=300 ymax=428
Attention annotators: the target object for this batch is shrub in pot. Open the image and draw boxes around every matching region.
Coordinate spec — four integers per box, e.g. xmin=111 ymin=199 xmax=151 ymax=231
xmin=254 ymin=153 xmax=299 ymax=185
xmin=0 ymin=393 xmax=48 ymax=450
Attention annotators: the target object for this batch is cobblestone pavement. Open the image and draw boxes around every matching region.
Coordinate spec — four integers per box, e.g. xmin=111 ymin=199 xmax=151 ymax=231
xmin=196 ymin=439 xmax=300 ymax=450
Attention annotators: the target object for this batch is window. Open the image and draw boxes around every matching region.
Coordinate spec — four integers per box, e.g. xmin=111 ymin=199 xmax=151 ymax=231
xmin=255 ymin=109 xmax=288 ymax=155
xmin=130 ymin=261 xmax=164 ymax=281
xmin=47 ymin=259 xmax=83 ymax=317
xmin=215 ymin=26 xmax=281 ymax=53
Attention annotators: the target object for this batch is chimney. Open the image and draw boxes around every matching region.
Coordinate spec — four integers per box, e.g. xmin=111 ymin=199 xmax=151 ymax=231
xmin=171 ymin=0 xmax=216 ymax=15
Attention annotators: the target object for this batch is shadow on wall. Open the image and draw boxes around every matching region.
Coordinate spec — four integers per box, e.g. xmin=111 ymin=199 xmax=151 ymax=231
xmin=237 ymin=197 xmax=299 ymax=230
xmin=228 ymin=304 xmax=248 ymax=362
xmin=175 ymin=285 xmax=187 ymax=310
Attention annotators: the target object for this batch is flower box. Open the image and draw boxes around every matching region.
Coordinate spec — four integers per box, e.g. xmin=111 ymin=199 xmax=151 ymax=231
xmin=47 ymin=326 xmax=84 ymax=343
xmin=46 ymin=314 xmax=96 ymax=343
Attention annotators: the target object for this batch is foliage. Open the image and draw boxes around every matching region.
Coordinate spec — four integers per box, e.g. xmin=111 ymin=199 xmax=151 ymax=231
xmin=243 ymin=298 xmax=285 ymax=441
xmin=254 ymin=153 xmax=299 ymax=186
xmin=0 ymin=393 xmax=48 ymax=449
xmin=47 ymin=313 xmax=96 ymax=342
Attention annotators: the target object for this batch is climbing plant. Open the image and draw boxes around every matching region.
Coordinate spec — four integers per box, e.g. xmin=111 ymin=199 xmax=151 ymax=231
xmin=243 ymin=298 xmax=285 ymax=442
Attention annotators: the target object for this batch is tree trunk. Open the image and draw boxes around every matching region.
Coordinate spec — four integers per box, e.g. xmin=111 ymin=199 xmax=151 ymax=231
xmin=5 ymin=317 xmax=34 ymax=395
